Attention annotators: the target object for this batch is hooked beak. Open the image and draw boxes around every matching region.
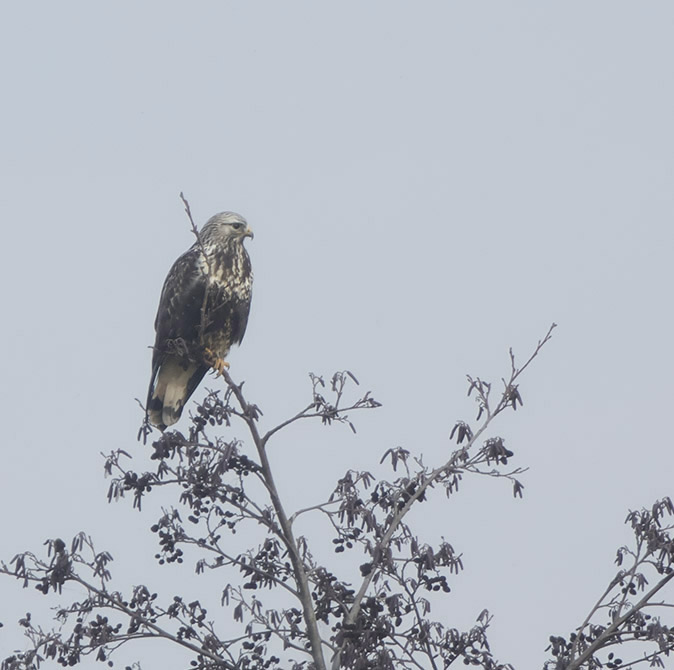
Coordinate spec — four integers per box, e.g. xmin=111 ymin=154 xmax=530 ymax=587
xmin=244 ymin=227 xmax=254 ymax=240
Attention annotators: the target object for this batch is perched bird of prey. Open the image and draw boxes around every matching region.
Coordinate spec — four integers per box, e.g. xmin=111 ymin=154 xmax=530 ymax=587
xmin=146 ymin=212 xmax=253 ymax=430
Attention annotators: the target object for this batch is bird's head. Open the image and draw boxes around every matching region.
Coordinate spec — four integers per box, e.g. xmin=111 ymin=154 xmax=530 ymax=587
xmin=201 ymin=212 xmax=254 ymax=245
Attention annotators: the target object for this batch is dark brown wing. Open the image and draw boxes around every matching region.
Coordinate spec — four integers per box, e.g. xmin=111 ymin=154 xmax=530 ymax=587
xmin=147 ymin=246 xmax=208 ymax=405
xmin=153 ymin=249 xmax=206 ymax=358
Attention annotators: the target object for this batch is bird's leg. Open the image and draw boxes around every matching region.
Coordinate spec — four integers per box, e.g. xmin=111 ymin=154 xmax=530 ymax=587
xmin=203 ymin=347 xmax=229 ymax=377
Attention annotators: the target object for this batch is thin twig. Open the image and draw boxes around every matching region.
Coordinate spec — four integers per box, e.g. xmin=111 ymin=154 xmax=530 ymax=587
xmin=180 ymin=192 xmax=212 ymax=348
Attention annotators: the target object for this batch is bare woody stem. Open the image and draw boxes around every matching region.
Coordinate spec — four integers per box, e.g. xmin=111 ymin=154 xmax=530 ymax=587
xmin=180 ymin=193 xmax=323 ymax=665
xmin=222 ymin=370 xmax=327 ymax=670
xmin=331 ymin=324 xmax=556 ymax=669
xmin=567 ymin=570 xmax=674 ymax=670
xmin=331 ymin=404 xmax=498 ymax=670
xmin=0 ymin=566 xmax=236 ymax=670
xmin=567 ymin=574 xmax=621 ymax=662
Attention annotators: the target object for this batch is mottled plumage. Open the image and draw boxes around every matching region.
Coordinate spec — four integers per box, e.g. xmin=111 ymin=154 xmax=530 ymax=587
xmin=146 ymin=212 xmax=253 ymax=430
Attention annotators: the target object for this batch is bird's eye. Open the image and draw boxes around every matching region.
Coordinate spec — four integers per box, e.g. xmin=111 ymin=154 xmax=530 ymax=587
xmin=231 ymin=222 xmax=242 ymax=230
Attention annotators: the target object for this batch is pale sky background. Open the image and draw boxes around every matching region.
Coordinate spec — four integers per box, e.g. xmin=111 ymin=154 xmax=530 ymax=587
xmin=1 ymin=2 xmax=674 ymax=668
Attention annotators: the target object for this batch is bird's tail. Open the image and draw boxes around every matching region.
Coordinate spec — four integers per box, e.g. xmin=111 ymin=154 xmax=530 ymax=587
xmin=148 ymin=357 xmax=202 ymax=430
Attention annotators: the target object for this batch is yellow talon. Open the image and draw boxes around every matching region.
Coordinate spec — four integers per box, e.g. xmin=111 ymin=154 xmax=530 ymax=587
xmin=204 ymin=348 xmax=229 ymax=377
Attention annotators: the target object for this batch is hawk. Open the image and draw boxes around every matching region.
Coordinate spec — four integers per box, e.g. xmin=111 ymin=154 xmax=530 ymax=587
xmin=146 ymin=212 xmax=253 ymax=430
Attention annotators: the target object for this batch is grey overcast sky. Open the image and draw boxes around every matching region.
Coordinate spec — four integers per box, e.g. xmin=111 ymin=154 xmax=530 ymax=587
xmin=1 ymin=2 xmax=674 ymax=668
